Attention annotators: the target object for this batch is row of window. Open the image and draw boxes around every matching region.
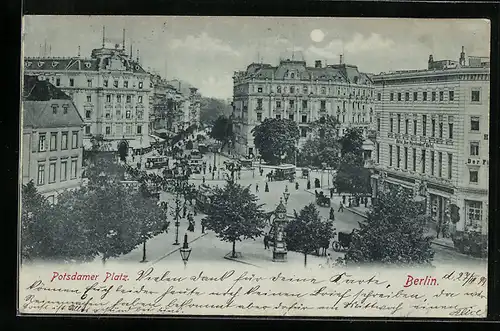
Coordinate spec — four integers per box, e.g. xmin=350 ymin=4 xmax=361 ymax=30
xmin=105 ymin=94 xmax=144 ymax=103
xmin=85 ymin=94 xmax=143 ymax=104
xmin=255 ymin=112 xmax=373 ymax=125
xmin=378 ymin=115 xmax=481 ymax=137
xmin=377 ymin=89 xmax=481 ymax=103
xmin=84 ymin=124 xmax=143 ymax=136
xmin=56 ymin=77 xmax=146 ymax=89
xmin=38 ymin=131 xmax=79 ymax=152
xmin=254 ymin=99 xmax=372 ymax=112
xmin=50 ymin=104 xmax=70 ymax=115
xmin=255 ymin=85 xmax=373 ymax=98
xmin=376 ymin=144 xmax=481 ymax=184
xmin=84 ymin=109 xmax=144 ymax=120
xmin=37 ymin=157 xmax=79 ymax=186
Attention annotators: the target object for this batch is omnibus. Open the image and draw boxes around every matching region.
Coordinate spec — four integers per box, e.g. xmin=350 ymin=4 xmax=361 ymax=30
xmin=145 ymin=156 xmax=169 ymax=169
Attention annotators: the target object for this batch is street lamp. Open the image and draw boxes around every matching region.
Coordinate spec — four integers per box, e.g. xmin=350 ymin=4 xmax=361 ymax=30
xmin=173 ymin=198 xmax=181 ymax=245
xmin=179 ymin=233 xmax=192 ymax=268
xmin=283 ymin=185 xmax=290 ymax=205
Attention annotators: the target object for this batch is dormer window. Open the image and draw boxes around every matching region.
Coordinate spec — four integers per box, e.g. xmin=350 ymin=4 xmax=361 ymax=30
xmin=290 ymin=73 xmax=295 ymax=79
xmin=104 ymin=80 xmax=109 ymax=87
xmin=277 ymin=86 xmax=282 ymax=93
xmin=52 ymin=105 xmax=58 ymax=114
xmin=114 ymin=80 xmax=119 ymax=88
xmin=138 ymin=82 xmax=143 ymax=89
xmin=63 ymin=105 xmax=69 ymax=114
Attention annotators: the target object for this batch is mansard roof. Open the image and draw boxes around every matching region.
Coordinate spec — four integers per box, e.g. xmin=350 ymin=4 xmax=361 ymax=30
xmin=240 ymin=60 xmax=372 ymax=85
xmin=24 ymin=51 xmax=148 ymax=74
xmin=22 ymin=75 xmax=84 ymax=128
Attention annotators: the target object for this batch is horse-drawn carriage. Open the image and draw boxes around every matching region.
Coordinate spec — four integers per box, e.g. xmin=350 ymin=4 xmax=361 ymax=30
xmin=332 ymin=231 xmax=353 ymax=252
xmin=315 ymin=190 xmax=331 ymax=207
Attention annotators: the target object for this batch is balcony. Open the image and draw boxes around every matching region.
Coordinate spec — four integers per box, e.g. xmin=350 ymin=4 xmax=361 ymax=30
xmin=445 ymin=138 xmax=454 ymax=146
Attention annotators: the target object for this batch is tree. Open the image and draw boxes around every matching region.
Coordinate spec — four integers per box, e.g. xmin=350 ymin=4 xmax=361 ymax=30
xmin=285 ymin=203 xmax=334 ymax=267
xmin=209 ymin=115 xmax=234 ymax=149
xmin=252 ymin=118 xmax=299 ymax=165
xmin=131 ymin=194 xmax=166 ymax=263
xmin=339 ymin=127 xmax=364 ymax=157
xmin=200 ymin=97 xmax=232 ymax=126
xmin=20 ymin=181 xmax=53 ymax=261
xmin=344 ymin=188 xmax=435 ymax=265
xmin=299 ymin=115 xmax=341 ymax=169
xmin=186 ymin=140 xmax=194 ymax=150
xmin=334 ymin=152 xmax=371 ymax=198
xmin=201 ymin=180 xmax=266 ymax=258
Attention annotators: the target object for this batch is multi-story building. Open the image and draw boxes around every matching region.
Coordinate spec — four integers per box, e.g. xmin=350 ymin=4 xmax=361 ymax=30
xmin=24 ymin=42 xmax=152 ymax=154
xmin=232 ymin=56 xmax=375 ymax=157
xmin=371 ymin=47 xmax=490 ymax=235
xmin=150 ymin=74 xmax=184 ymax=133
xmin=22 ymin=75 xmax=85 ymax=203
xmin=167 ymin=79 xmax=202 ymax=131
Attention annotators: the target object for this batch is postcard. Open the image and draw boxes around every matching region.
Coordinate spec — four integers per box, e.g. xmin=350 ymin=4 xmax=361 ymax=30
xmin=18 ymin=16 xmax=490 ymax=318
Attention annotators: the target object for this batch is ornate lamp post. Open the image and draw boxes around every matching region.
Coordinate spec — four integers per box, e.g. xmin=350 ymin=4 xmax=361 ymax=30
xmin=282 ymin=185 xmax=290 ymax=205
xmin=173 ymin=198 xmax=181 ymax=245
xmin=179 ymin=233 xmax=192 ymax=268
xmin=272 ymin=198 xmax=288 ymax=262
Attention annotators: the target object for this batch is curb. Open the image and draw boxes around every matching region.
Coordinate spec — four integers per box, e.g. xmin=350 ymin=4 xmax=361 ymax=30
xmin=223 ymin=254 xmax=263 ymax=268
xmin=151 ymin=232 xmax=209 ymax=265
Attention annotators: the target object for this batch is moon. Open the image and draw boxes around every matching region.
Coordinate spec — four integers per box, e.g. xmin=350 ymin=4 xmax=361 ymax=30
xmin=310 ymin=29 xmax=325 ymax=43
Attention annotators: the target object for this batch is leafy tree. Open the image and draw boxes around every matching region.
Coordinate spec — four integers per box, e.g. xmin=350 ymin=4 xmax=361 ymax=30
xmin=299 ymin=115 xmax=341 ymax=169
xmin=209 ymin=115 xmax=234 ymax=149
xmin=131 ymin=194 xmax=166 ymax=262
xmin=201 ymin=180 xmax=266 ymax=258
xmin=186 ymin=140 xmax=194 ymax=150
xmin=20 ymin=181 xmax=53 ymax=261
xmin=200 ymin=97 xmax=232 ymax=126
xmin=85 ymin=155 xmax=126 ymax=188
xmin=252 ymin=118 xmax=299 ymax=165
xmin=339 ymin=127 xmax=364 ymax=157
xmin=334 ymin=152 xmax=371 ymax=197
xmin=344 ymin=188 xmax=435 ymax=265
xmin=285 ymin=203 xmax=334 ymax=267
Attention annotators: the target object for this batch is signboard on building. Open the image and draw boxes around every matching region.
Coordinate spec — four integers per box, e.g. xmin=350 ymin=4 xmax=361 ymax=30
xmin=395 ymin=139 xmax=433 ymax=148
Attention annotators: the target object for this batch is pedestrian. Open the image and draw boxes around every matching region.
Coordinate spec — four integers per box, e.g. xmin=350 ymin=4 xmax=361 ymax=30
xmin=209 ymin=165 xmax=212 ymax=173
xmin=203 ymin=167 xmax=206 ymax=175
xmin=183 ymin=205 xmax=187 ymax=218
xmin=338 ymin=202 xmax=344 ymax=212
xmin=330 ymin=188 xmax=334 ymax=199
xmin=307 ymin=180 xmax=311 ymax=190
xmin=265 ymin=182 xmax=269 ymax=192
xmin=329 ymin=207 xmax=335 ymax=221
xmin=342 ymin=195 xmax=346 ymax=204
xmin=326 ymin=253 xmax=332 ymax=267
xmin=256 ymin=183 xmax=259 ymax=192
xmin=259 ymin=168 xmax=263 ymax=176
xmin=295 ymin=182 xmax=299 ymax=190
xmin=212 ymin=172 xmax=215 ymax=180
xmin=202 ymin=176 xmax=206 ymax=184
xmin=264 ymin=234 xmax=270 ymax=250
xmin=214 ymin=165 xmax=217 ymax=172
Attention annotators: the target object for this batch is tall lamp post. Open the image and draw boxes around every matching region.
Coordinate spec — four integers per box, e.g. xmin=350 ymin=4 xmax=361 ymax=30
xmin=179 ymin=233 xmax=192 ymax=269
xmin=283 ymin=185 xmax=290 ymax=205
xmin=173 ymin=198 xmax=181 ymax=245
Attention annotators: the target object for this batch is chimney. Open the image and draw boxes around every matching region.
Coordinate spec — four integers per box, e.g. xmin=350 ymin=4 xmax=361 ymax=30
xmin=315 ymin=60 xmax=322 ymax=68
xmin=428 ymin=54 xmax=434 ymax=63
xmin=460 ymin=46 xmax=466 ymax=66
xmin=339 ymin=54 xmax=344 ymax=65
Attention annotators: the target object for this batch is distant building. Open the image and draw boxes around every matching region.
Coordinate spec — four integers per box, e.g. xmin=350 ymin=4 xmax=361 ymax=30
xmin=166 ymin=79 xmax=202 ymax=131
xmin=371 ymin=47 xmax=490 ymax=235
xmin=232 ymin=56 xmax=375 ymax=158
xmin=22 ymin=75 xmax=85 ymax=203
xmin=24 ymin=35 xmax=152 ymax=154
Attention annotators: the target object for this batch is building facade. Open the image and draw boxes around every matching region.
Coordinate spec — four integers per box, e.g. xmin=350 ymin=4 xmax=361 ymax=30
xmin=232 ymin=57 xmax=375 ymax=157
xmin=371 ymin=49 xmax=490 ymax=235
xmin=24 ymin=44 xmax=152 ymax=152
xmin=22 ymin=75 xmax=85 ymax=203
